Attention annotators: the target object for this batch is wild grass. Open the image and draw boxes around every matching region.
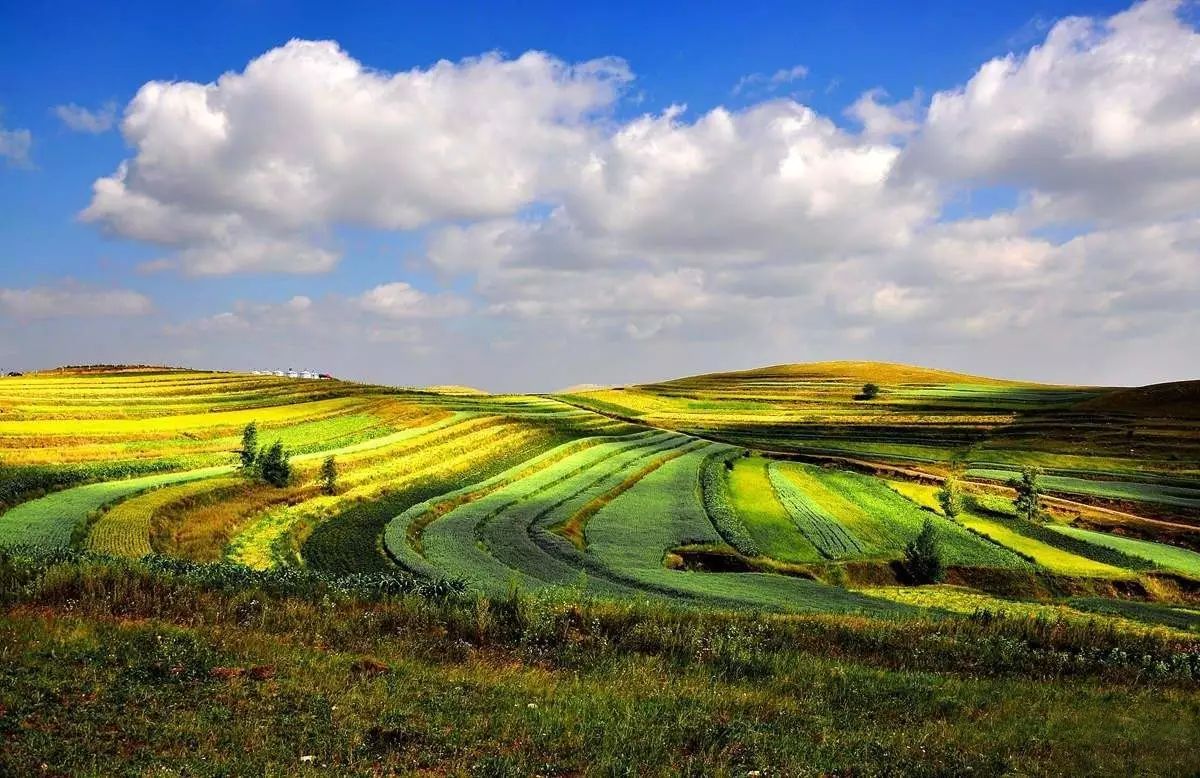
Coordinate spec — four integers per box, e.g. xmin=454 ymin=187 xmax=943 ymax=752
xmin=2 ymin=547 xmax=1199 ymax=775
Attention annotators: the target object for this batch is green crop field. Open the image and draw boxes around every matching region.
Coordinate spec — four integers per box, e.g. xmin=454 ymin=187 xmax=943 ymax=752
xmin=1 ymin=363 xmax=1198 ymax=775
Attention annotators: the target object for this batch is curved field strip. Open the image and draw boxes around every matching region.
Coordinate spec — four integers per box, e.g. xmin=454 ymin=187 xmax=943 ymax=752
xmin=0 ymin=396 xmax=371 ymax=438
xmin=581 ymin=445 xmax=908 ymax=616
xmin=303 ymin=428 xmax=577 ymax=574
xmin=967 ymin=468 xmax=1200 ymax=510
xmin=0 ymin=465 xmax=234 ymax=548
xmin=861 ymin=585 xmax=1195 ymax=637
xmin=7 ymin=411 xmax=465 ymax=554
xmin=726 ymin=458 xmax=822 ymax=563
xmin=6 ymin=402 xmax=448 ymax=467
xmin=209 ymin=417 xmax=524 ymax=566
xmin=698 ymin=451 xmax=763 ymax=558
xmin=85 ymin=478 xmax=229 ymax=557
xmin=225 ymin=419 xmax=551 ymax=569
xmin=483 ymin=437 xmax=704 ymax=591
xmin=952 ymin=510 xmax=1129 ymax=577
xmin=383 ymin=432 xmax=659 ymax=578
xmin=766 ymin=462 xmax=865 ymax=559
xmin=416 ymin=433 xmax=689 ymax=594
xmin=776 ymin=464 xmax=1027 ymax=568
xmin=1051 ymin=526 xmax=1200 ymax=578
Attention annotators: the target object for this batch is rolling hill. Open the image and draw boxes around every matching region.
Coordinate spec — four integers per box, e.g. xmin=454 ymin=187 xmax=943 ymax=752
xmin=1 ymin=362 xmax=1198 ymax=774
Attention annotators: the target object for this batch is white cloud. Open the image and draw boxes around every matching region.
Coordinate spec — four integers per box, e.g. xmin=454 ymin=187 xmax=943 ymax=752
xmin=82 ymin=41 xmax=630 ymax=275
xmin=902 ymin=0 xmax=1200 ymax=224
xmin=733 ymin=64 xmax=808 ymax=95
xmin=847 ymin=89 xmax=920 ymax=141
xmin=356 ymin=282 xmax=470 ymax=319
xmin=0 ymin=112 xmax=32 ymax=167
xmin=46 ymin=3 xmax=1200 ymax=387
xmin=0 ymin=286 xmax=153 ymax=319
xmin=54 ymin=101 xmax=117 ymax=133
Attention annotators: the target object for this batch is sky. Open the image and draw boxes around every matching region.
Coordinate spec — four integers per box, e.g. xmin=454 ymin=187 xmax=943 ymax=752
xmin=0 ymin=0 xmax=1197 ymax=391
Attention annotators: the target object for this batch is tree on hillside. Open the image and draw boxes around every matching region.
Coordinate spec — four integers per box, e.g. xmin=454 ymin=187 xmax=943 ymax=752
xmin=320 ymin=455 xmax=338 ymax=495
xmin=904 ymin=518 xmax=946 ymax=584
xmin=257 ymin=440 xmax=292 ymax=488
xmin=238 ymin=422 xmax=259 ymax=469
xmin=1011 ymin=466 xmax=1044 ymax=522
xmin=936 ymin=475 xmax=962 ymax=518
xmin=860 ymin=383 xmax=880 ymax=401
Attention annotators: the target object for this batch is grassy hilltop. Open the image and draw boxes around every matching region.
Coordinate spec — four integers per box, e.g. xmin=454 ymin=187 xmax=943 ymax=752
xmin=1 ymin=363 xmax=1199 ymax=774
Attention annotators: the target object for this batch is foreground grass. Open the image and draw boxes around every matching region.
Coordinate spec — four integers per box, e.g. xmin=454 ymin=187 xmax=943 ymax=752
xmin=2 ymin=551 xmax=1199 ymax=775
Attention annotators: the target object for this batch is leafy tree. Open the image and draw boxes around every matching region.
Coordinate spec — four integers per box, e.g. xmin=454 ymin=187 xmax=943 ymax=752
xmin=936 ymin=475 xmax=961 ymax=518
xmin=238 ymin=422 xmax=259 ymax=469
xmin=320 ymin=455 xmax=338 ymax=495
xmin=1011 ymin=466 xmax=1043 ymax=522
xmin=860 ymin=383 xmax=880 ymax=400
xmin=904 ymin=517 xmax=946 ymax=584
xmin=257 ymin=440 xmax=292 ymax=488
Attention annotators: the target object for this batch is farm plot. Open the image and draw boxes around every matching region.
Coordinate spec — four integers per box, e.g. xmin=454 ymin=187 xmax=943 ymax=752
xmin=74 ymin=414 xmax=486 ymax=561
xmin=415 ymin=432 xmax=691 ymax=595
xmin=951 ymin=509 xmax=1129 ymax=577
xmin=223 ymin=418 xmax=554 ymax=569
xmin=860 ymin=585 xmax=1194 ymax=637
xmin=302 ymin=429 xmax=575 ymax=574
xmin=699 ymin=452 xmax=764 ymax=558
xmin=771 ymin=463 xmax=1024 ymax=568
xmin=766 ymin=463 xmax=866 ymax=559
xmin=0 ymin=396 xmax=372 ymax=438
xmin=1051 ymin=526 xmax=1200 ymax=579
xmin=85 ymin=477 xmax=237 ymax=557
xmin=967 ymin=468 xmax=1200 ymax=510
xmin=0 ymin=465 xmax=233 ymax=548
xmin=384 ymin=433 xmax=656 ymax=578
xmin=580 ymin=445 xmax=909 ymax=616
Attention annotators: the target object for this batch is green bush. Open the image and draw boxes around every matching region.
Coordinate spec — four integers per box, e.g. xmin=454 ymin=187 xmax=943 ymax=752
xmin=904 ymin=518 xmax=946 ymax=584
xmin=256 ymin=440 xmax=291 ymax=488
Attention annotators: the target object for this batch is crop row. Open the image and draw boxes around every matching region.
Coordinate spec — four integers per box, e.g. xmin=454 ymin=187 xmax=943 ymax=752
xmin=415 ymin=433 xmax=689 ymax=593
xmin=580 ymin=445 xmax=906 ymax=615
xmin=302 ymin=429 xmax=580 ymax=575
xmin=225 ymin=419 xmax=554 ymax=569
xmin=698 ymin=451 xmax=762 ymax=557
xmin=766 ymin=463 xmax=866 ymax=559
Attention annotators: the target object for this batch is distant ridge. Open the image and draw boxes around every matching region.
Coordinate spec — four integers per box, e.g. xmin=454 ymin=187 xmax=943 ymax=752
xmin=557 ymin=383 xmax=612 ymax=394
xmin=1075 ymin=381 xmax=1200 ymax=419
xmin=422 ymin=384 xmax=487 ymax=395
xmin=646 ymin=360 xmax=1051 ymax=388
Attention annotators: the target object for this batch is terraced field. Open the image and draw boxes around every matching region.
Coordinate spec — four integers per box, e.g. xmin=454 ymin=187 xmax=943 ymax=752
xmin=562 ymin=362 xmax=1200 ymax=524
xmin=1 ymin=363 xmax=1197 ymax=622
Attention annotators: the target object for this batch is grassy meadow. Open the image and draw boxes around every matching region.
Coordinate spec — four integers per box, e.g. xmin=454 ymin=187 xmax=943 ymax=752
xmin=1 ymin=363 xmax=1198 ymax=775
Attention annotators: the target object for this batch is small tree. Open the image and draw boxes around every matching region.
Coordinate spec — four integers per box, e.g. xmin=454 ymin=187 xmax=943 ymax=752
xmin=1012 ymin=466 xmax=1043 ymax=522
xmin=238 ymin=422 xmax=259 ymax=469
xmin=904 ymin=517 xmax=946 ymax=584
xmin=936 ymin=475 xmax=961 ymax=518
xmin=320 ymin=455 xmax=338 ymax=495
xmin=860 ymin=383 xmax=880 ymax=400
xmin=257 ymin=440 xmax=292 ymax=488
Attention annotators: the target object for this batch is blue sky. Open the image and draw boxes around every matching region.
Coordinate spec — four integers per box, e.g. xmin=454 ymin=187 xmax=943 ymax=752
xmin=0 ymin=0 xmax=1196 ymax=389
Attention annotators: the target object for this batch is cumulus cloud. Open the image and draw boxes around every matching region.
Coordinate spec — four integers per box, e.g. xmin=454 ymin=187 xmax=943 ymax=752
xmin=54 ymin=101 xmax=117 ymax=133
xmin=356 ymin=282 xmax=470 ymax=319
xmin=55 ymin=1 xmax=1200 ymax=386
xmin=0 ymin=286 xmax=153 ymax=319
xmin=82 ymin=41 xmax=630 ymax=275
xmin=902 ymin=0 xmax=1200 ymax=224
